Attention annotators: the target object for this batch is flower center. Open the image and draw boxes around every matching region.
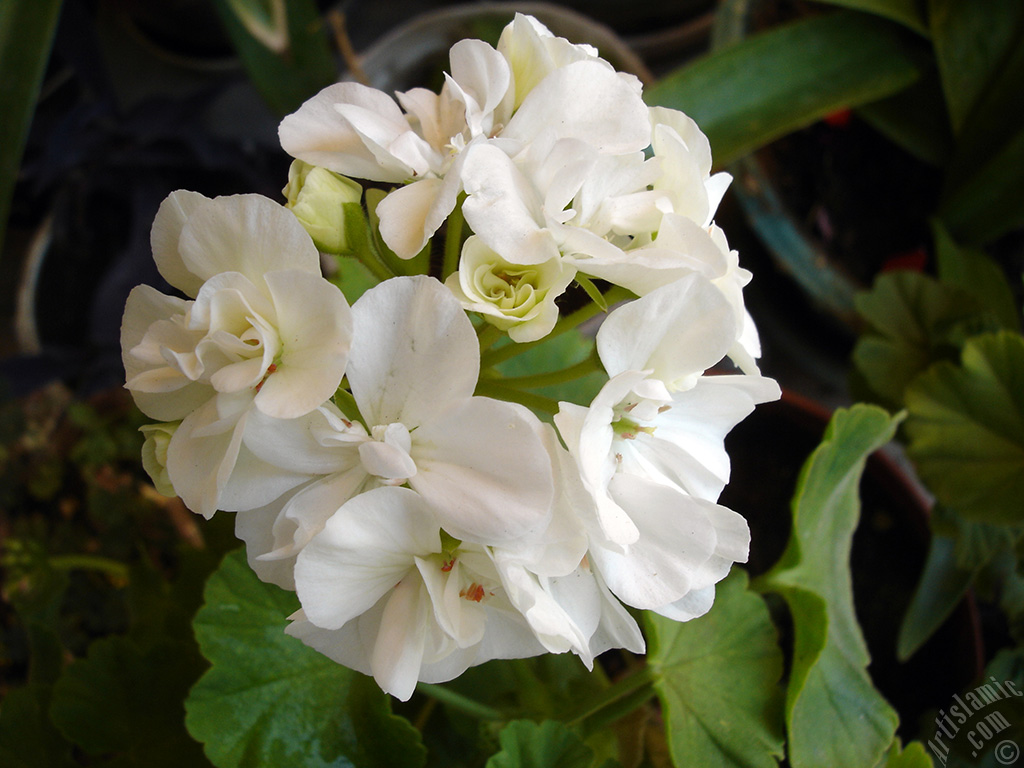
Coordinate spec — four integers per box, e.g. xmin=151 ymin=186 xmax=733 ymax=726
xmin=358 ymin=423 xmax=417 ymax=484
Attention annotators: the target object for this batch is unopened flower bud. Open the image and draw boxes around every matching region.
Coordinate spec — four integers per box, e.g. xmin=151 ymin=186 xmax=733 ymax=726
xmin=283 ymin=160 xmax=362 ymax=254
xmin=140 ymin=422 xmax=178 ymax=497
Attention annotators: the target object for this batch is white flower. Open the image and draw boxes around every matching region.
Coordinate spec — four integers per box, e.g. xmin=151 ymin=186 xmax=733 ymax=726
xmin=278 ymin=14 xmax=650 ymax=259
xmin=289 ymin=486 xmax=545 ymax=700
xmin=490 ymin=424 xmax=644 ymax=665
xmin=444 ymin=235 xmax=576 ymax=342
xmin=554 ymin=276 xmax=779 ymax=616
xmin=121 ymin=191 xmax=352 ymax=516
xmin=232 ymin=275 xmax=556 ymax=567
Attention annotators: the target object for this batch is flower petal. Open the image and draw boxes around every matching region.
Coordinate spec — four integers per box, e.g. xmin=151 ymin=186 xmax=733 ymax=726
xmin=348 ymin=276 xmax=478 ymax=427
xmin=411 ymin=397 xmax=554 ymax=544
xmin=178 ymin=194 xmax=320 ymax=289
xmin=150 ymin=190 xmax=210 ymax=298
xmin=597 ymin=273 xmax=736 ymax=388
xmin=294 ymin=486 xmax=441 ymax=630
xmin=254 ymin=270 xmax=352 ymax=419
xmin=502 ymin=60 xmax=650 ymax=154
xmin=279 ymin=82 xmax=413 ymax=182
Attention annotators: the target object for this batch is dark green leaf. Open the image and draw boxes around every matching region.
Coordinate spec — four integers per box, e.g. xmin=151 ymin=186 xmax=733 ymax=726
xmin=932 ymin=219 xmax=1019 ymax=331
xmin=184 ymin=549 xmax=426 ymax=768
xmin=939 ymin=18 xmax=1024 ymax=244
xmin=0 ymin=567 xmax=74 ymax=767
xmin=647 ymin=11 xmax=923 ymax=166
xmin=212 ymin=0 xmax=335 ymax=116
xmin=0 ymin=0 xmax=62 ymax=259
xmin=760 ymin=405 xmax=903 ymax=768
xmin=941 ymin=649 xmax=1024 ymax=767
xmin=0 ymin=685 xmax=76 ymax=768
xmin=905 ymin=331 xmax=1024 ymax=524
xmin=485 ymin=720 xmax=601 ymax=768
xmin=811 ymin=0 xmax=927 ymax=35
xmin=928 ymin=0 xmax=1024 ymax=134
xmin=852 ymin=271 xmax=995 ymax=409
xmin=646 ymin=568 xmax=785 ymax=768
xmin=939 ymin=127 xmax=1024 ymax=245
xmin=49 ymin=635 xmax=210 ymax=766
xmin=856 ymin=73 xmax=953 ymax=167
xmin=896 ymin=535 xmax=974 ymax=661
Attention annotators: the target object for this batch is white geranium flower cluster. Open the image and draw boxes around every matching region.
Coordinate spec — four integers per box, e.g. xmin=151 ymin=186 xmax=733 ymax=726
xmin=121 ymin=14 xmax=779 ymax=701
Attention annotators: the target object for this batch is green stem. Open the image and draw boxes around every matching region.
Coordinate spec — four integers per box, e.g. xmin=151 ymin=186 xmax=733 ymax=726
xmin=480 ymin=285 xmax=632 ymax=369
xmin=476 ymin=322 xmax=503 ymax=353
xmin=344 ymin=247 xmax=393 ymax=284
xmin=442 ymin=200 xmax=465 ymax=281
xmin=564 ymin=665 xmax=657 ymax=734
xmin=474 ymin=381 xmax=561 ymax=415
xmin=417 ymin=683 xmax=506 ymax=721
xmin=48 ymin=554 xmax=129 ymax=581
xmin=493 ymin=354 xmax=602 ymax=390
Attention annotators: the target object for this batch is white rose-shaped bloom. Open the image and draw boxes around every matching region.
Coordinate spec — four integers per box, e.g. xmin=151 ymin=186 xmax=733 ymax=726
xmin=121 ymin=191 xmax=353 ymax=517
xmin=445 ymin=235 xmax=576 ymax=342
xmin=289 ymin=486 xmax=546 ymax=700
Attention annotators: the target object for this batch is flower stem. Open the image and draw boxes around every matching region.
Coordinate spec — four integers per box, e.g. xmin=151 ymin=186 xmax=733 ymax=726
xmin=480 ymin=285 xmax=632 ymax=369
xmin=492 ymin=354 xmax=602 ymax=391
xmin=476 ymin=322 xmax=502 ymax=353
xmin=564 ymin=665 xmax=657 ymax=735
xmin=416 ymin=683 xmax=506 ymax=721
xmin=48 ymin=554 xmax=130 ymax=581
xmin=442 ymin=200 xmax=465 ymax=281
xmin=473 ymin=381 xmax=561 ymax=415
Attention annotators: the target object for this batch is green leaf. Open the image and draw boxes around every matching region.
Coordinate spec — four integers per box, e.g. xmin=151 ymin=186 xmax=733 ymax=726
xmin=485 ymin=720 xmax=601 ymax=768
xmin=941 ymin=648 xmax=1024 ymax=767
xmin=928 ymin=0 xmax=1024 ymax=135
xmin=811 ymin=0 xmax=927 ymax=35
xmin=0 ymin=685 xmax=76 ymax=768
xmin=939 ymin=126 xmax=1024 ymax=245
xmin=938 ymin=18 xmax=1024 ymax=244
xmin=856 ymin=73 xmax=953 ymax=167
xmin=759 ymin=404 xmax=903 ymax=768
xmin=647 ymin=10 xmax=923 ymax=166
xmin=185 ymin=549 xmax=426 ymax=768
xmin=49 ymin=635 xmax=210 ymax=766
xmin=496 ymin=329 xmax=604 ymax=409
xmin=852 ymin=271 xmax=995 ymax=409
xmin=932 ymin=219 xmax=1019 ymax=332
xmin=646 ymin=568 xmax=785 ymax=768
xmin=0 ymin=0 xmax=62 ymax=259
xmin=0 ymin=567 xmax=74 ymax=767
xmin=212 ymin=0 xmax=335 ymax=116
xmin=905 ymin=331 xmax=1024 ymax=525
xmin=896 ymin=535 xmax=974 ymax=662
xmin=875 ymin=740 xmax=935 ymax=768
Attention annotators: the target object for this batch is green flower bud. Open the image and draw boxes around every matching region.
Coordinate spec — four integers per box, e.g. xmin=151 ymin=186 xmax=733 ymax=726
xmin=283 ymin=159 xmax=363 ymax=254
xmin=140 ymin=422 xmax=178 ymax=497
